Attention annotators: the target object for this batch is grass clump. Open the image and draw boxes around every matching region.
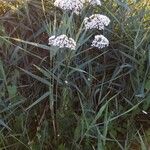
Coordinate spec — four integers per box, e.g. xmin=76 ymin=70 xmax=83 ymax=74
xmin=0 ymin=0 xmax=150 ymax=149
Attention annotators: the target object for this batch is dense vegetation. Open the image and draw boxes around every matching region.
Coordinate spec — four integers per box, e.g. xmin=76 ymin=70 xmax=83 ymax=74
xmin=0 ymin=0 xmax=150 ymax=149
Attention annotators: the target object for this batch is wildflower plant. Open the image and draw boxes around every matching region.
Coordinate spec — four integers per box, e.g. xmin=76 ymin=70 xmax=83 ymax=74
xmin=51 ymin=0 xmax=110 ymax=53
xmin=1 ymin=0 xmax=149 ymax=149
xmin=46 ymin=1 xmax=111 ymax=147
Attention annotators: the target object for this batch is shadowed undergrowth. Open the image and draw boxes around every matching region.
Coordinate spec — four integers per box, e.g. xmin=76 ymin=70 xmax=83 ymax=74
xmin=0 ymin=0 xmax=150 ymax=149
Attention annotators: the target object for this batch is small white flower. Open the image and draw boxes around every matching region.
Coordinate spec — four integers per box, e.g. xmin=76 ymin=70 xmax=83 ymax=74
xmin=48 ymin=35 xmax=55 ymax=45
xmin=88 ymin=78 xmax=91 ymax=81
xmin=65 ymin=80 xmax=68 ymax=84
xmin=54 ymin=0 xmax=84 ymax=15
xmin=84 ymin=14 xmax=110 ymax=30
xmin=88 ymin=0 xmax=101 ymax=6
xmin=48 ymin=34 xmax=76 ymax=50
xmin=142 ymin=110 xmax=148 ymax=114
xmin=91 ymin=35 xmax=109 ymax=49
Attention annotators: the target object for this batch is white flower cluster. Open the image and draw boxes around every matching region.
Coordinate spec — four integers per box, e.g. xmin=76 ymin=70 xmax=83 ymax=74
xmin=54 ymin=0 xmax=101 ymax=15
xmin=48 ymin=34 xmax=76 ymax=50
xmin=91 ymin=35 xmax=109 ymax=49
xmin=84 ymin=14 xmax=110 ymax=30
xmin=54 ymin=0 xmax=84 ymax=15
xmin=51 ymin=0 xmax=110 ymax=50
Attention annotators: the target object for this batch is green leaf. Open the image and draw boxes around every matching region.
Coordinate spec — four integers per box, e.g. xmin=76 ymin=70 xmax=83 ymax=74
xmin=26 ymin=91 xmax=50 ymax=111
xmin=20 ymin=68 xmax=51 ymax=86
xmin=145 ymin=80 xmax=150 ymax=90
xmin=7 ymin=85 xmax=17 ymax=97
xmin=58 ymin=144 xmax=67 ymax=150
xmin=0 ymin=119 xmax=11 ymax=131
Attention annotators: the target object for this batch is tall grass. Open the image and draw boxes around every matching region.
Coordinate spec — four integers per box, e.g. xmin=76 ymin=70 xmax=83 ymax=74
xmin=0 ymin=0 xmax=150 ymax=149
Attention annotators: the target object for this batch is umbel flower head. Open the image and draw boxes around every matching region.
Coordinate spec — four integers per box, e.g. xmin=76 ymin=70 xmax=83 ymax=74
xmin=84 ymin=14 xmax=110 ymax=30
xmin=54 ymin=0 xmax=84 ymax=15
xmin=54 ymin=0 xmax=101 ymax=15
xmin=48 ymin=34 xmax=76 ymax=50
xmin=91 ymin=35 xmax=109 ymax=49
